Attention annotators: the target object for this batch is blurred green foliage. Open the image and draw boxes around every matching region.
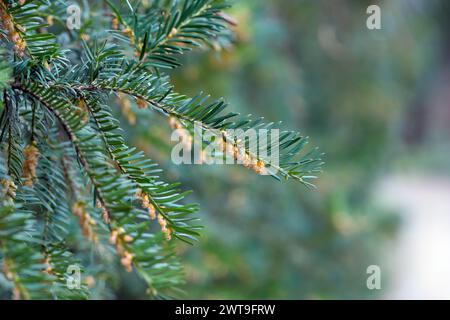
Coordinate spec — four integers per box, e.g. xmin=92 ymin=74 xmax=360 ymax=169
xmin=125 ymin=0 xmax=448 ymax=299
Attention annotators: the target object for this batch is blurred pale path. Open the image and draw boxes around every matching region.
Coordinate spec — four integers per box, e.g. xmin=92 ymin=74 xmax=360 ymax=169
xmin=377 ymin=175 xmax=450 ymax=299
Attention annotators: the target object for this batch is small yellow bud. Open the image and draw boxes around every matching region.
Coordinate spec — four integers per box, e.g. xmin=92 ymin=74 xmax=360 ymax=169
xmin=46 ymin=15 xmax=54 ymax=26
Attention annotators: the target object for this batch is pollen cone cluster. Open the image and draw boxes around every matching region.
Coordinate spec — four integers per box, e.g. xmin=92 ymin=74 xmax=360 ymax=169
xmin=95 ymin=199 xmax=110 ymax=224
xmin=2 ymin=258 xmax=28 ymax=300
xmin=1 ymin=178 xmax=17 ymax=202
xmin=136 ymin=189 xmax=172 ymax=240
xmin=136 ymin=188 xmax=156 ymax=220
xmin=0 ymin=3 xmax=26 ymax=56
xmin=72 ymin=201 xmax=97 ymax=242
xmin=136 ymin=97 xmax=148 ymax=109
xmin=42 ymin=256 xmax=53 ymax=275
xmin=169 ymin=116 xmax=193 ymax=152
xmin=22 ymin=142 xmax=40 ymax=187
xmin=117 ymin=94 xmax=136 ymax=125
xmin=219 ymin=138 xmax=267 ymax=175
xmin=157 ymin=214 xmax=172 ymax=241
xmin=111 ymin=16 xmax=119 ymax=30
xmin=109 ymin=227 xmax=134 ymax=272
xmin=75 ymin=99 xmax=89 ymax=123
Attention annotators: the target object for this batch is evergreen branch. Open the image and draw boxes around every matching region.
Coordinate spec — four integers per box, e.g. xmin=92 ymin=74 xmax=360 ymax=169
xmin=0 ymin=204 xmax=54 ymax=299
xmin=0 ymin=0 xmax=324 ymax=299
xmin=68 ymin=67 xmax=323 ymax=187
xmin=0 ymin=0 xmax=60 ymax=61
xmin=14 ymin=81 xmax=188 ymax=296
xmin=107 ymin=0 xmax=230 ymax=69
xmin=84 ymin=94 xmax=201 ymax=244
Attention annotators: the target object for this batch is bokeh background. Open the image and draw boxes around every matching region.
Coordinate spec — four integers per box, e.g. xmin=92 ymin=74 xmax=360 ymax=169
xmin=128 ymin=0 xmax=450 ymax=299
